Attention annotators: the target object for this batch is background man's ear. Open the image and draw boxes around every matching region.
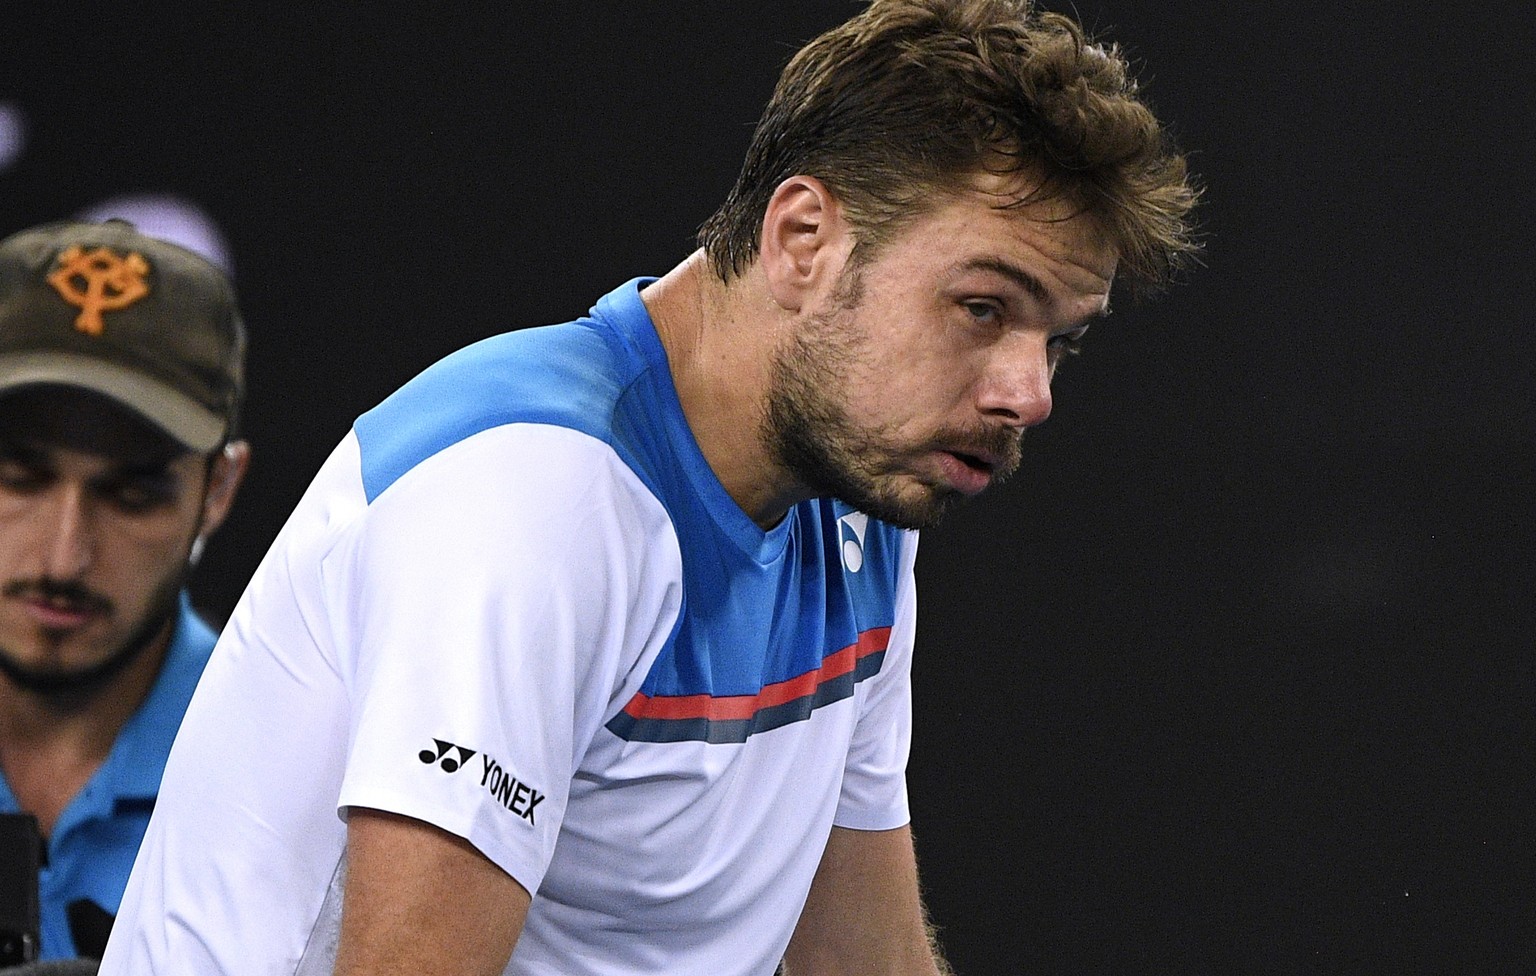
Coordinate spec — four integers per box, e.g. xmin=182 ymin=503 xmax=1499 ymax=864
xmin=198 ymin=440 xmax=251 ymax=543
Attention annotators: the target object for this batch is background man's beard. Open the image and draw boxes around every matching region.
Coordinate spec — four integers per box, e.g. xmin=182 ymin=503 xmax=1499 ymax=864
xmin=0 ymin=568 xmax=186 ymax=696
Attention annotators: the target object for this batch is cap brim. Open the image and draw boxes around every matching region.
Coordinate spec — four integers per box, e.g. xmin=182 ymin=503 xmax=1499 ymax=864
xmin=0 ymin=352 xmax=226 ymax=452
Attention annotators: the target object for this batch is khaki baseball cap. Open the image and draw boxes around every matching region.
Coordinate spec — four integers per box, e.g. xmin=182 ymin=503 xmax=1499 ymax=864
xmin=0 ymin=218 xmax=245 ymax=452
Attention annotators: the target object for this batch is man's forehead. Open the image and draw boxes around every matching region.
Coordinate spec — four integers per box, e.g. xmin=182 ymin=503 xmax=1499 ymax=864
xmin=0 ymin=386 xmax=187 ymax=463
xmin=936 ymin=173 xmax=1119 ymax=308
xmin=971 ymin=168 xmax=1117 ymax=254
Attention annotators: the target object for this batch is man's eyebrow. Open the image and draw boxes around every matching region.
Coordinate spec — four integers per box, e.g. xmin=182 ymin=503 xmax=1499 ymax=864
xmin=0 ymin=440 xmax=46 ymax=461
xmin=961 ymin=258 xmax=1053 ymax=308
xmin=962 ymin=257 xmax=1114 ymax=320
xmin=100 ymin=453 xmax=184 ymax=479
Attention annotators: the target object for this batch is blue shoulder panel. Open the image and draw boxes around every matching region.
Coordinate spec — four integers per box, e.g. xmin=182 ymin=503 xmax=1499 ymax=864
xmin=353 ymin=321 xmax=628 ymax=503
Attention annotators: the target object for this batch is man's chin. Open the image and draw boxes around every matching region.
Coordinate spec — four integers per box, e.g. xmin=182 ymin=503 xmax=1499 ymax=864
xmin=0 ymin=646 xmax=110 ymax=694
xmin=0 ymin=613 xmax=171 ymax=696
xmin=841 ymin=481 xmax=963 ymax=531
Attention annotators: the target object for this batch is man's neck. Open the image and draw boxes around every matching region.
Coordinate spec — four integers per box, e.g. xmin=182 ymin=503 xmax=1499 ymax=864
xmin=642 ymin=252 xmax=807 ymax=529
xmin=0 ymin=618 xmax=175 ymax=836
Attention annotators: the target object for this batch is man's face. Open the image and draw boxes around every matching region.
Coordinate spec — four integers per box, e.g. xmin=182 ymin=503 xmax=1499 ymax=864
xmin=764 ymin=173 xmax=1118 ymax=529
xmin=0 ymin=388 xmax=209 ymax=692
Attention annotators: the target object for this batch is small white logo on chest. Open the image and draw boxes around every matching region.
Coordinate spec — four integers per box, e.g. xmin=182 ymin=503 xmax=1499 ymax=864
xmin=838 ymin=512 xmax=868 ymax=573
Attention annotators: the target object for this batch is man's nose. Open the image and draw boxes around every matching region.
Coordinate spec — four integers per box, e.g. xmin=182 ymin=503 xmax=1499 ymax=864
xmin=39 ymin=485 xmax=95 ymax=579
xmin=978 ymin=334 xmax=1054 ymax=429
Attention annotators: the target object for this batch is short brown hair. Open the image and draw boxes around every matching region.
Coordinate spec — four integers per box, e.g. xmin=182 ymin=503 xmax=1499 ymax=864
xmin=697 ymin=0 xmax=1200 ymax=293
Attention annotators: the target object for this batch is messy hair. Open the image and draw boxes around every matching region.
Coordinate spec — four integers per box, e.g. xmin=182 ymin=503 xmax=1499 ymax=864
xmin=697 ymin=0 xmax=1200 ymax=293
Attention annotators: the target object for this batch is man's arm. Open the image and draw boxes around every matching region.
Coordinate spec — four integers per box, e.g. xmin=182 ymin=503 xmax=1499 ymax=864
xmin=783 ymin=824 xmax=954 ymax=976
xmin=333 ymin=808 xmax=531 ymax=976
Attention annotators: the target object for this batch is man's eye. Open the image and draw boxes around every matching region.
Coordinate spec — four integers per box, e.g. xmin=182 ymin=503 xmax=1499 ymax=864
xmin=1049 ymin=328 xmax=1088 ymax=358
xmin=0 ymin=458 xmax=47 ymax=492
xmin=102 ymin=479 xmax=175 ymax=513
xmin=963 ymin=301 xmax=1002 ymax=324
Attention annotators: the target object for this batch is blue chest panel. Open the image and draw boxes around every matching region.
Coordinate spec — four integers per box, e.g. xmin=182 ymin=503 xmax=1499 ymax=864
xmin=605 ymin=498 xmax=904 ymax=744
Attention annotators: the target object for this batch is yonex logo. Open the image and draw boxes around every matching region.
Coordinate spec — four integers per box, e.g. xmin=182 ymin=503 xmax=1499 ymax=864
xmin=838 ymin=512 xmax=869 ymax=573
xmin=479 ymin=754 xmax=544 ymax=824
xmin=418 ymin=738 xmax=544 ymax=825
xmin=419 ymin=738 xmax=476 ymax=773
xmin=46 ymin=245 xmax=151 ymax=335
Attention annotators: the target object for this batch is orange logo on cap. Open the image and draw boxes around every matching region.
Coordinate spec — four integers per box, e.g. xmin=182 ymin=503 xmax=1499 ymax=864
xmin=46 ymin=245 xmax=151 ymax=336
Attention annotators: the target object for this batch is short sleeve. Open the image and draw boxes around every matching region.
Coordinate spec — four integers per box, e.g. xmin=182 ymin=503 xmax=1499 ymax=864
xmin=328 ymin=423 xmax=682 ymax=896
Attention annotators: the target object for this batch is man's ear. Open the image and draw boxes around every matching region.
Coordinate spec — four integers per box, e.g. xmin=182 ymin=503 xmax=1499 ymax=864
xmin=758 ymin=175 xmax=853 ymax=313
xmin=197 ymin=439 xmax=251 ymax=542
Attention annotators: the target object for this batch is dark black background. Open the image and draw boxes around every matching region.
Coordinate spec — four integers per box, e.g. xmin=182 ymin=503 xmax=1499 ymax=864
xmin=4 ymin=4 xmax=1530 ymax=973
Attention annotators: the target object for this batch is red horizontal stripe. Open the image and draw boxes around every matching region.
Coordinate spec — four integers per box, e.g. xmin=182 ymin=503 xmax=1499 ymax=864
xmin=622 ymin=627 xmax=891 ymax=722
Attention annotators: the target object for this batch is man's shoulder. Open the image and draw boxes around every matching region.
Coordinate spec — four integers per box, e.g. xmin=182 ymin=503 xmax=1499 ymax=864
xmin=368 ymin=317 xmax=634 ymax=428
xmin=353 ymin=312 xmax=654 ymax=504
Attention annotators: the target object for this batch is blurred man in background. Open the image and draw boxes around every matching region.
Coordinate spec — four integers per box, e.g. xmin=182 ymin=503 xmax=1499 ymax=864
xmin=0 ymin=219 xmax=249 ymax=962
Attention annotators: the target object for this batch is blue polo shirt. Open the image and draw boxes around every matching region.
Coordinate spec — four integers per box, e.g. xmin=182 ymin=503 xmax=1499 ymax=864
xmin=0 ymin=593 xmax=216 ymax=961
